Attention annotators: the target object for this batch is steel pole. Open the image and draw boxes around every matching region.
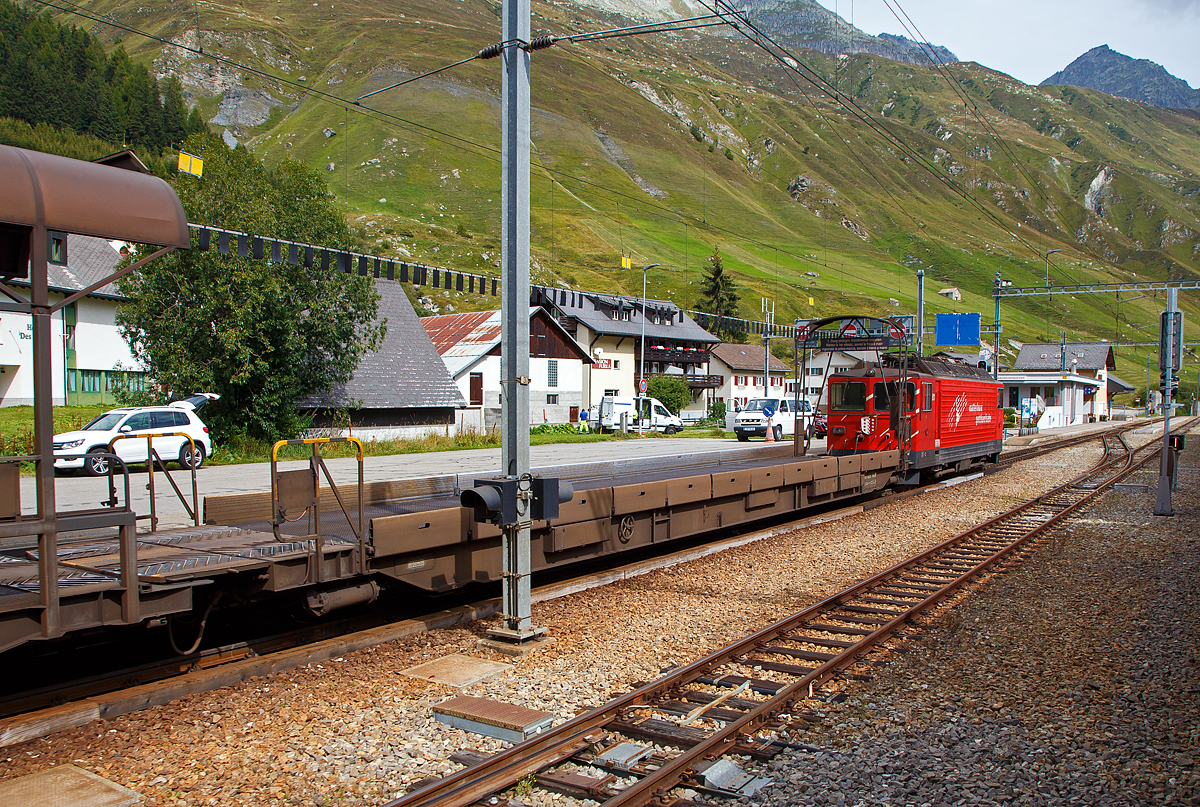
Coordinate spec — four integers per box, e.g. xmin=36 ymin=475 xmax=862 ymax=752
xmin=1154 ymin=288 xmax=1177 ymax=516
xmin=492 ymin=0 xmax=540 ymax=641
xmin=992 ymin=273 xmax=1001 ymax=381
xmin=640 ymin=265 xmax=646 ymax=432
xmin=31 ymin=225 xmax=60 ymax=638
xmin=916 ymin=269 xmax=924 ymax=357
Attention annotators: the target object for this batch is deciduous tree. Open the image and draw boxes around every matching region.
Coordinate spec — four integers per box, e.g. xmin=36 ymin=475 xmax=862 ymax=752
xmin=117 ymin=133 xmax=385 ymax=442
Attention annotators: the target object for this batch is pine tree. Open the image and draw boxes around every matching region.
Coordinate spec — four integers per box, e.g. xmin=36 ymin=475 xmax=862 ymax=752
xmin=696 ymin=247 xmax=742 ymax=342
xmin=160 ymin=75 xmax=188 ymax=147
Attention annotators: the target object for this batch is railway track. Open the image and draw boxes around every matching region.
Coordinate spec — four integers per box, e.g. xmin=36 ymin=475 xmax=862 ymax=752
xmin=0 ymin=424 xmax=1152 ymax=734
xmin=387 ymin=423 xmax=1185 ymax=807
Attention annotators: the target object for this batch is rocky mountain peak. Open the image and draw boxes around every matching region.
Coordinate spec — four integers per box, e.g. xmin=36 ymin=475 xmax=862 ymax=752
xmin=1041 ymin=44 xmax=1200 ymax=110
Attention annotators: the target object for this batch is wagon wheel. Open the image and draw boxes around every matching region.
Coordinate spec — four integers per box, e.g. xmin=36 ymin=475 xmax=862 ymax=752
xmin=617 ymin=515 xmax=636 ymax=543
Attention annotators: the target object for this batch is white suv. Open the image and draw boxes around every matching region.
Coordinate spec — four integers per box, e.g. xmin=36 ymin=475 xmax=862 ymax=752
xmin=53 ymin=404 xmax=213 ymax=476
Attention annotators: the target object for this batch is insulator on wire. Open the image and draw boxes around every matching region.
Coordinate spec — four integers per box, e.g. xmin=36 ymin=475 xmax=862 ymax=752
xmin=477 ymin=42 xmax=503 ymax=59
xmin=527 ymin=35 xmax=556 ymax=50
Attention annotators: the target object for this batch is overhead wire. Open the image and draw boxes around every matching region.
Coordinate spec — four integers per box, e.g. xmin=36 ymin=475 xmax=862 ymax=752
xmin=700 ymin=0 xmax=1048 ymax=263
xmin=37 ymin=0 xmax=834 ymax=268
xmin=40 ymin=0 xmax=1061 ymax=303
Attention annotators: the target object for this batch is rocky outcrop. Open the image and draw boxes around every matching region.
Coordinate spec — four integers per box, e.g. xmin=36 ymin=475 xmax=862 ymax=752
xmin=1041 ymin=45 xmax=1200 ymax=110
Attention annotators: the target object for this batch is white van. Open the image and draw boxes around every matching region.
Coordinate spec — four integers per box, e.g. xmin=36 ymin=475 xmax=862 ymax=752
xmin=732 ymin=397 xmax=814 ymax=441
xmin=597 ymin=396 xmax=683 ymax=434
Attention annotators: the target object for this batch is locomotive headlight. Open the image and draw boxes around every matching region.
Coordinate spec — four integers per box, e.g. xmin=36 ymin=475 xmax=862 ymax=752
xmin=831 ymin=426 xmax=846 ymax=436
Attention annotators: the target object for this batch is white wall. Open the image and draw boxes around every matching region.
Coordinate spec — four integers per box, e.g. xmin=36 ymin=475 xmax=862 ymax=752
xmin=0 ymin=293 xmax=142 ymax=407
xmin=455 ymin=354 xmax=587 ymax=426
xmin=583 ymin=330 xmax=635 ymax=408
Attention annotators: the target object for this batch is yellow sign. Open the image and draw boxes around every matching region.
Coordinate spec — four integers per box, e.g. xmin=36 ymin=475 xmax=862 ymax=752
xmin=621 ymin=256 xmax=631 ymax=269
xmin=808 ymin=297 xmax=815 ymax=306
xmin=178 ymin=151 xmax=204 ymax=177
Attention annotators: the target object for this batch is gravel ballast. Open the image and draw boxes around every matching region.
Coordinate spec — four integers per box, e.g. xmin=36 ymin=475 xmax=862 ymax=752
xmin=1 ymin=427 xmax=1191 ymax=807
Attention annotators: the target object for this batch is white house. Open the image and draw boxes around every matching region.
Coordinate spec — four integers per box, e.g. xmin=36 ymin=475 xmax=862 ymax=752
xmin=423 ymin=307 xmax=593 ymax=427
xmin=709 ymin=343 xmax=791 ymax=411
xmin=2 ymin=234 xmax=146 ymax=407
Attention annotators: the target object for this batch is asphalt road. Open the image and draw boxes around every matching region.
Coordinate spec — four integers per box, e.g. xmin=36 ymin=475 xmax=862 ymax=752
xmin=30 ymin=435 xmax=809 ymax=530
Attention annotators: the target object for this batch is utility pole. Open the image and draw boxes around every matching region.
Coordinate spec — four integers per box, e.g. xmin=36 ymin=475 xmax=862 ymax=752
xmin=762 ymin=298 xmax=774 ymax=398
xmin=1154 ymin=288 xmax=1180 ymax=516
xmin=992 ymin=272 xmax=1001 ymax=381
xmin=916 ymin=269 xmax=925 ymax=357
xmin=491 ymin=0 xmax=541 ymax=642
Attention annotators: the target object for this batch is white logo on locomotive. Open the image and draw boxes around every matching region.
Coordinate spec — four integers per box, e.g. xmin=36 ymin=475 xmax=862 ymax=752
xmin=860 ymin=416 xmax=875 ymax=434
xmin=949 ymin=393 xmax=969 ymax=429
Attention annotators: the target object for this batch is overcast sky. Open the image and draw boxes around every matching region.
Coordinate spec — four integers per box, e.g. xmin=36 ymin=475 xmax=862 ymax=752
xmin=814 ymin=0 xmax=1200 ymax=88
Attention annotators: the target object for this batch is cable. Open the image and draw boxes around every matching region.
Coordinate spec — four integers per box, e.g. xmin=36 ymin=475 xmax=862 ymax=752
xmin=702 ymin=0 xmax=1047 ymax=263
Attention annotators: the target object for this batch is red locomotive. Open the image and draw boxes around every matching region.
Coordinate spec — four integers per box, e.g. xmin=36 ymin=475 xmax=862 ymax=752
xmin=826 ymin=354 xmax=1003 ymax=479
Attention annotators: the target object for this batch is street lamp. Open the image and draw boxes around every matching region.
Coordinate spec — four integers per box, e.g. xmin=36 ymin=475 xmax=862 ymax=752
xmin=1045 ymin=249 xmax=1061 ymax=287
xmin=637 ymin=263 xmax=660 ymax=433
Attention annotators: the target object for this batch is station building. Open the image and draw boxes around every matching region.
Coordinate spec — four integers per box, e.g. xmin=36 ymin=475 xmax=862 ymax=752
xmin=999 ymin=341 xmax=1129 ymax=427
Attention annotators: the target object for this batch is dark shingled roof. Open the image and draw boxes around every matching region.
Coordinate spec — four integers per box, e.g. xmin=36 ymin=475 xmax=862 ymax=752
xmin=1012 ymin=342 xmax=1115 ymax=371
xmin=541 ymin=291 xmax=719 ymax=344
xmin=710 ymin=342 xmax=790 ymax=372
xmin=1107 ymin=373 xmax=1135 ymax=395
xmin=10 ymin=234 xmax=126 ymax=299
xmin=302 ymin=281 xmax=466 ymax=410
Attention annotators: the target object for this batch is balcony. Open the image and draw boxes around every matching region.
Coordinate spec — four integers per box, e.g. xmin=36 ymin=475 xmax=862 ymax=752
xmin=641 ymin=346 xmax=710 ymax=364
xmin=648 ymin=373 xmax=723 ymax=389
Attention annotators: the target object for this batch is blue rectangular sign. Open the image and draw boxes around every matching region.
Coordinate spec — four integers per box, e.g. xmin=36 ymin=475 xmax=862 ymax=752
xmin=935 ymin=312 xmax=981 ymax=346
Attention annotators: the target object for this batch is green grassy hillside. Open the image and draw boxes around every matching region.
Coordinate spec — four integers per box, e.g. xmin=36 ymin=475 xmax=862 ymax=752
xmin=43 ymin=0 xmax=1200 ymax=396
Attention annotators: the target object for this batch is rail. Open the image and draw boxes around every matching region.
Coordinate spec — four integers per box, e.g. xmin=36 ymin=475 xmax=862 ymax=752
xmin=270 ymin=436 xmax=366 ymax=579
xmin=386 ymin=423 xmax=1182 ymax=807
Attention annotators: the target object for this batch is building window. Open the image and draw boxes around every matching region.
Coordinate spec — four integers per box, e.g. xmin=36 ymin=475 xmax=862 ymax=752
xmin=546 ymin=394 xmax=559 ymax=404
xmin=808 ymin=367 xmax=824 ymax=376
xmin=613 ymin=360 xmax=620 ymax=370
xmin=81 ymin=370 xmax=102 ymax=392
xmin=621 ymin=310 xmax=631 ymax=321
xmin=547 ymin=359 xmax=558 ymax=388
xmin=808 ymin=387 xmax=821 ymax=395
xmin=605 ymin=388 xmax=619 ymax=397
xmin=68 ymin=371 xmax=76 ymax=392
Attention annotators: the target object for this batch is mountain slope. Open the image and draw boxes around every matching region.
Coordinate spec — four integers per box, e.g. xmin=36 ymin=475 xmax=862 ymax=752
xmin=1042 ymin=45 xmax=1200 ymax=110
xmin=29 ymin=0 xmax=1200 ymax=392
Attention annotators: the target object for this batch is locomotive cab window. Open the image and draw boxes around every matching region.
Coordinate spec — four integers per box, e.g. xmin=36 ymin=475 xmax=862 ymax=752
xmin=924 ymin=383 xmax=933 ymax=412
xmin=830 ymin=381 xmax=866 ymax=411
xmin=872 ymin=381 xmax=918 ymax=413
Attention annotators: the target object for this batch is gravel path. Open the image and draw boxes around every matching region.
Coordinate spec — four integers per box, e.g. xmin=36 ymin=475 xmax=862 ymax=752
xmin=756 ymin=425 xmax=1199 ymax=807
xmin=1 ymin=427 xmax=1183 ymax=807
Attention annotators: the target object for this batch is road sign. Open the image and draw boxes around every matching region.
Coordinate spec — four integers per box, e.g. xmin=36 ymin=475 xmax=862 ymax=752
xmin=841 ymin=320 xmax=861 ymax=337
xmin=762 ymin=406 xmax=774 ymax=418
xmin=639 ymin=378 xmax=647 ymax=394
xmin=888 ymin=323 xmax=903 ymax=341
xmin=935 ymin=312 xmax=981 ymax=346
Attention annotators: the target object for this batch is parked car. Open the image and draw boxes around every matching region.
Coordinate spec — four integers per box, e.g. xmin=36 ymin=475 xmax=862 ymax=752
xmin=733 ymin=398 xmax=815 ymax=441
xmin=53 ymin=402 xmax=214 ymax=476
xmin=809 ymin=411 xmax=828 ymax=438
